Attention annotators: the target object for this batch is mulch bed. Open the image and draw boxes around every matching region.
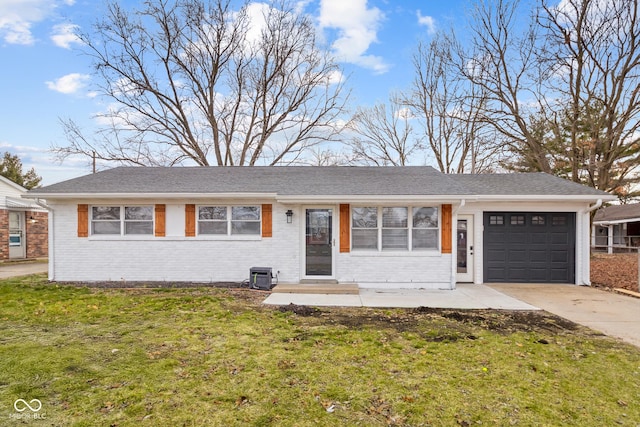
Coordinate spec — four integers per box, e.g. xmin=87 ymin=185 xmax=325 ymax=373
xmin=591 ymin=253 xmax=639 ymax=292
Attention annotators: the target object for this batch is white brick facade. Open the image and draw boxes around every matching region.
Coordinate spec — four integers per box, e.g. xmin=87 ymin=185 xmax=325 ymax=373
xmin=48 ymin=200 xmax=455 ymax=288
xmin=46 ymin=197 xmax=598 ymax=288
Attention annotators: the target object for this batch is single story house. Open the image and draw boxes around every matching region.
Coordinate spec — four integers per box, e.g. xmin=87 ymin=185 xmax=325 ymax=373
xmin=592 ymin=203 xmax=640 ymax=253
xmin=0 ymin=175 xmax=48 ymax=261
xmin=24 ymin=166 xmax=614 ymax=289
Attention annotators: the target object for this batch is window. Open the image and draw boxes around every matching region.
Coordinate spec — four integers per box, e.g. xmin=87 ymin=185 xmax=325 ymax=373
xmin=489 ymin=215 xmax=504 ymax=225
xmin=382 ymin=207 xmax=408 ymax=250
xmin=124 ymin=206 xmax=154 ymax=234
xmin=232 ymin=206 xmax=261 ymax=235
xmin=552 ymin=215 xmax=567 ymax=226
xmin=351 ymin=206 xmax=439 ymax=252
xmin=412 ymin=207 xmax=439 ymax=250
xmin=91 ymin=206 xmax=153 ymax=235
xmin=198 ymin=206 xmax=227 ymax=234
xmin=532 ymin=215 xmax=546 ymax=225
xmin=510 ymin=215 xmax=525 ymax=225
xmin=198 ymin=206 xmax=261 ymax=236
xmin=352 ymin=207 xmax=378 ymax=250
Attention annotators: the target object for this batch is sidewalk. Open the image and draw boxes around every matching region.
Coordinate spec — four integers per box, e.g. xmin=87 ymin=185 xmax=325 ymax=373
xmin=263 ymin=283 xmax=538 ymax=310
xmin=0 ymin=260 xmax=48 ymax=279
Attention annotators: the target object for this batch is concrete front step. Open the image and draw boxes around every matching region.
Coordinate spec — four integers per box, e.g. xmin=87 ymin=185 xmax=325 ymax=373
xmin=272 ymin=282 xmax=359 ymax=295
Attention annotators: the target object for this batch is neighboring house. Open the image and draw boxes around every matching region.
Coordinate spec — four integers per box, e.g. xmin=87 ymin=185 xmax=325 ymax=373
xmin=0 ymin=175 xmax=48 ymax=260
xmin=592 ymin=203 xmax=640 ymax=253
xmin=25 ymin=166 xmax=613 ymax=288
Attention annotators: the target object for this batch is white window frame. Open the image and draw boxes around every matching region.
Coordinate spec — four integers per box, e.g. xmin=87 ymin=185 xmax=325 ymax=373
xmin=197 ymin=205 xmax=261 ymax=236
xmin=351 ymin=205 xmax=440 ymax=253
xmin=90 ymin=205 xmax=154 ymax=236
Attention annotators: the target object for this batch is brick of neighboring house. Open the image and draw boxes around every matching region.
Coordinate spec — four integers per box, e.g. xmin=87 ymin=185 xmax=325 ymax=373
xmin=26 ymin=210 xmax=48 ymax=259
xmin=0 ymin=209 xmax=8 ymax=260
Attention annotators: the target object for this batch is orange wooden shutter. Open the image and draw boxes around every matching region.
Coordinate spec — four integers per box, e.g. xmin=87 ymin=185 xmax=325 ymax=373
xmin=340 ymin=204 xmax=350 ymax=253
xmin=77 ymin=204 xmax=89 ymax=237
xmin=185 ymin=204 xmax=196 ymax=237
xmin=261 ymin=204 xmax=272 ymax=238
xmin=155 ymin=204 xmax=166 ymax=237
xmin=441 ymin=204 xmax=452 ymax=254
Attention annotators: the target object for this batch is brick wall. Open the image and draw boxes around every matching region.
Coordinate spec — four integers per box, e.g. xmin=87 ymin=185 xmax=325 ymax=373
xmin=0 ymin=210 xmax=8 ymax=260
xmin=26 ymin=210 xmax=48 ymax=259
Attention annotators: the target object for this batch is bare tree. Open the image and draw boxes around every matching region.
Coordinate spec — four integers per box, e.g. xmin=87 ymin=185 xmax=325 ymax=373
xmin=461 ymin=0 xmax=552 ymax=173
xmin=408 ymin=32 xmax=498 ymax=173
xmin=462 ymin=0 xmax=640 ymax=197
xmin=53 ymin=0 xmax=346 ymax=168
xmin=346 ymin=94 xmax=422 ymax=166
xmin=537 ymin=0 xmax=640 ymax=196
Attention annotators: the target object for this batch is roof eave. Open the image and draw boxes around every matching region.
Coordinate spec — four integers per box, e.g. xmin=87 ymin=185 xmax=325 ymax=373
xmin=23 ymin=192 xmax=279 ymax=200
xmin=594 ymin=216 xmax=640 ymax=225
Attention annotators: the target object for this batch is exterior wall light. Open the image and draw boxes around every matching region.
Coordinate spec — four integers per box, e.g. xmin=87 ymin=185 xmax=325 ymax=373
xmin=286 ymin=209 xmax=294 ymax=223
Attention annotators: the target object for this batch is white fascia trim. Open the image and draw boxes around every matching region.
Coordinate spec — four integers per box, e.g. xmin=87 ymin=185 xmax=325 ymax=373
xmin=467 ymin=194 xmax=616 ymax=202
xmin=594 ymin=217 xmax=640 ymax=226
xmin=276 ymin=195 xmax=474 ymax=203
xmin=23 ymin=192 xmax=279 ymax=200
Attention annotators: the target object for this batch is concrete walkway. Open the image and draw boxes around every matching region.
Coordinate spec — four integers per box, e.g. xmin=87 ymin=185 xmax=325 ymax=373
xmin=263 ymin=283 xmax=538 ymax=310
xmin=0 ymin=261 xmax=48 ymax=279
xmin=489 ymin=283 xmax=640 ymax=348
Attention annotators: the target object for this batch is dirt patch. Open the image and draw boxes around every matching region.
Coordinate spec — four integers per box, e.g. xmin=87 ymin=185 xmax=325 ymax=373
xmin=277 ymin=303 xmax=322 ymax=316
xmin=591 ymin=253 xmax=638 ymax=292
xmin=274 ymin=304 xmax=584 ymax=337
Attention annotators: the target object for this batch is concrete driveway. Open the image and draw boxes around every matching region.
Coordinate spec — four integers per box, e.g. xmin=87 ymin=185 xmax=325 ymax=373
xmin=489 ymin=283 xmax=640 ymax=348
xmin=0 ymin=261 xmax=48 ymax=279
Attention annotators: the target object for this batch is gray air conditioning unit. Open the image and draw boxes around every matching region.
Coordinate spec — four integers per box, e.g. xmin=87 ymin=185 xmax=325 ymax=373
xmin=249 ymin=267 xmax=273 ymax=290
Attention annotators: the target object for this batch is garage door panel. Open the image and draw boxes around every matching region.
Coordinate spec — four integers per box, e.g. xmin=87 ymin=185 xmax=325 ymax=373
xmin=484 ymin=212 xmax=575 ymax=283
xmin=551 ymin=232 xmax=569 ymax=244
xmin=487 ymin=268 xmax=507 ymax=281
xmin=530 ymin=233 xmax=547 ymax=244
xmin=529 ymin=268 xmax=549 ymax=281
xmin=508 ymin=249 xmax=527 ymax=262
xmin=529 ymin=250 xmax=547 ymax=262
xmin=507 ymin=268 xmax=527 ymax=281
xmin=551 ymin=269 xmax=570 ymax=281
xmin=551 ymin=250 xmax=569 ymax=262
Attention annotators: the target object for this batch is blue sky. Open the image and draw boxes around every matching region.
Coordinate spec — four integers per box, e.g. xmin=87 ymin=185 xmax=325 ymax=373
xmin=0 ymin=0 xmax=469 ymax=185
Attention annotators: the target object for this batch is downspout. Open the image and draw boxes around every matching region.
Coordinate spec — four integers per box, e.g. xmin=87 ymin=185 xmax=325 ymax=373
xmin=34 ymin=198 xmax=54 ymax=281
xmin=579 ymin=198 xmax=603 ymax=286
xmin=450 ymin=200 xmax=466 ymax=290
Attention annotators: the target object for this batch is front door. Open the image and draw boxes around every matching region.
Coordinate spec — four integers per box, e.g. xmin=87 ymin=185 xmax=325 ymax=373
xmin=305 ymin=208 xmax=334 ymax=277
xmin=456 ymin=215 xmax=474 ymax=282
xmin=9 ymin=211 xmax=26 ymax=259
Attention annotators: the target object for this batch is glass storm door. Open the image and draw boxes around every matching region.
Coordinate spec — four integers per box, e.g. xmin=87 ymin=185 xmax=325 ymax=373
xmin=9 ymin=211 xmax=26 ymax=259
xmin=305 ymin=208 xmax=333 ymax=277
xmin=456 ymin=215 xmax=474 ymax=282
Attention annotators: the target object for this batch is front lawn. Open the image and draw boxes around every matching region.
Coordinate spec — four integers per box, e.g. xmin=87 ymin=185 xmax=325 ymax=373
xmin=1 ymin=275 xmax=640 ymax=426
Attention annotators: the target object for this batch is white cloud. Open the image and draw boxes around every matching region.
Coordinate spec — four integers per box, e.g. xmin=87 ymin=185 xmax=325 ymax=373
xmin=51 ymin=23 xmax=81 ymax=48
xmin=0 ymin=0 xmax=75 ymax=46
xmin=318 ymin=0 xmax=389 ymax=74
xmin=417 ymin=10 xmax=436 ymax=35
xmin=45 ymin=73 xmax=90 ymax=94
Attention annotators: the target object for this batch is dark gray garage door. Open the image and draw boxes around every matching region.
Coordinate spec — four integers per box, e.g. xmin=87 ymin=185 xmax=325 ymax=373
xmin=484 ymin=212 xmax=575 ymax=283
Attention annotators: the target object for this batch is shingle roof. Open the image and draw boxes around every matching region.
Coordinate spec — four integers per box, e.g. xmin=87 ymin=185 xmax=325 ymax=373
xmin=26 ymin=166 xmax=612 ymax=199
xmin=593 ymin=203 xmax=640 ymax=223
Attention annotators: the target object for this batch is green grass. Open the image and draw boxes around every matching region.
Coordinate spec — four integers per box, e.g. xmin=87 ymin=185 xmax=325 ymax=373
xmin=1 ymin=275 xmax=640 ymax=426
